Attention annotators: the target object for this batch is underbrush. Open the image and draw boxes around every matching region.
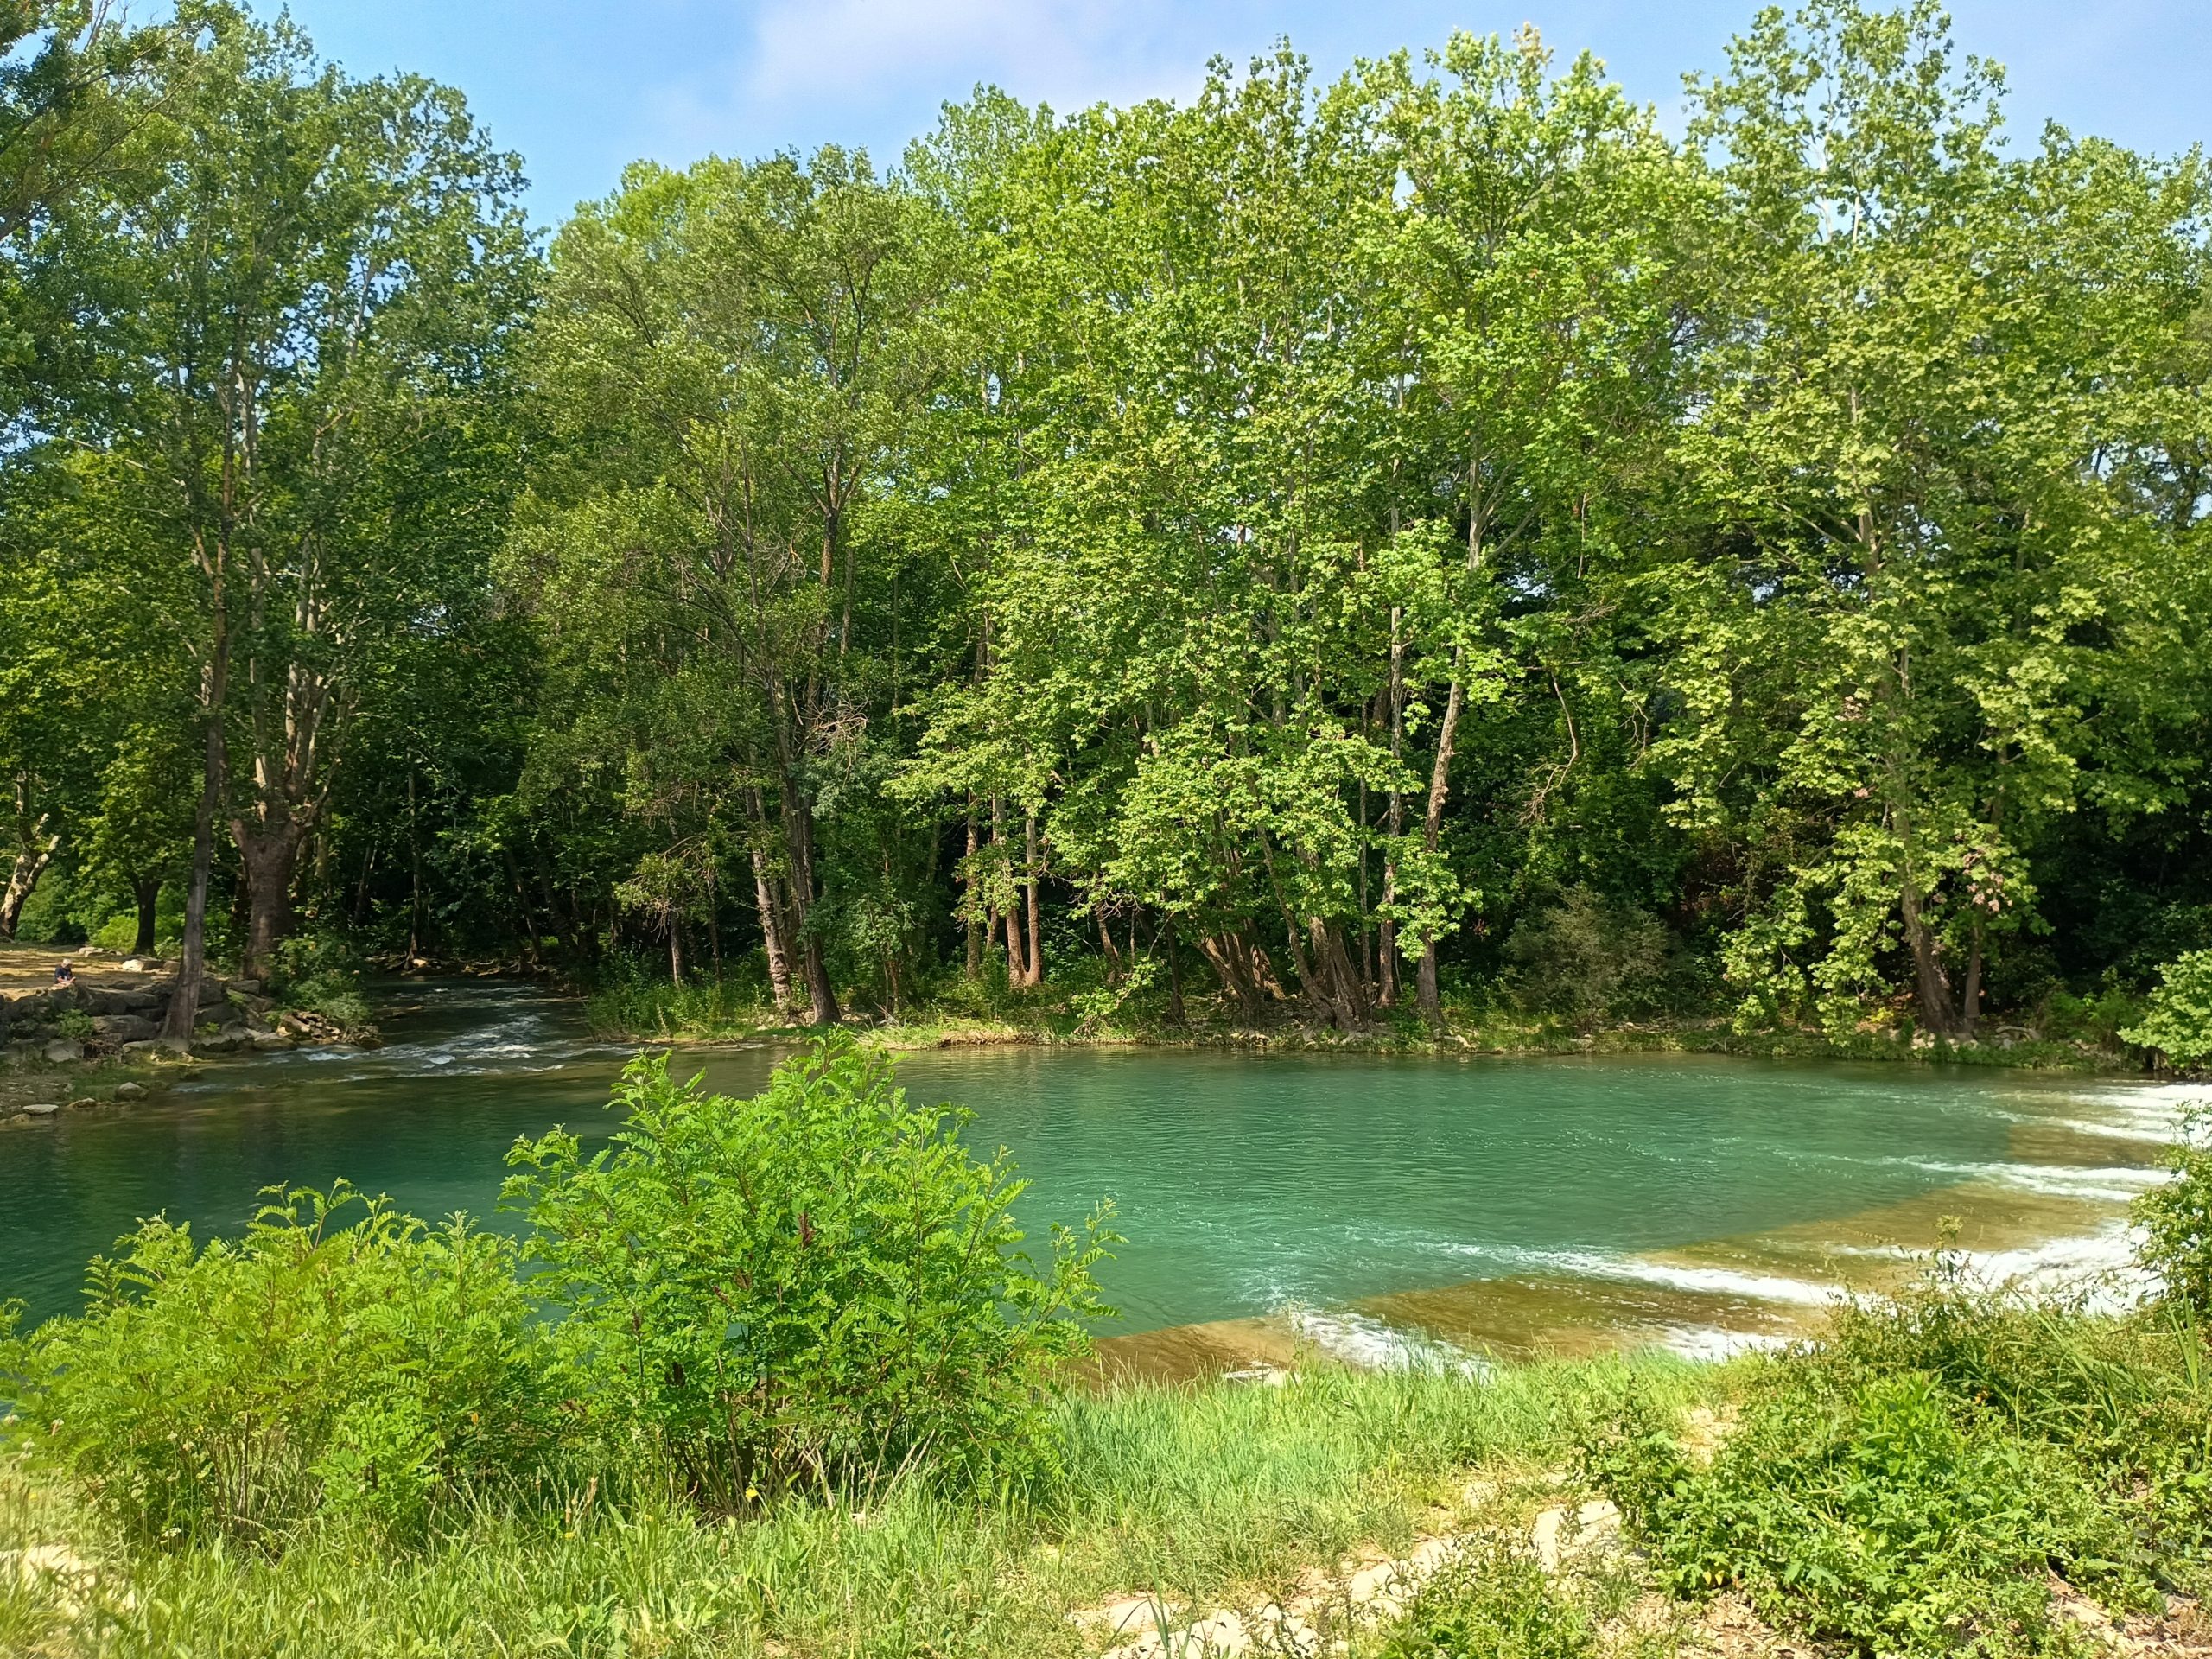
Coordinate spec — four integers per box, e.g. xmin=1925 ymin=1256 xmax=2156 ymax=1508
xmin=1583 ymin=1255 xmax=2212 ymax=1657
xmin=582 ymin=962 xmax=778 ymax=1039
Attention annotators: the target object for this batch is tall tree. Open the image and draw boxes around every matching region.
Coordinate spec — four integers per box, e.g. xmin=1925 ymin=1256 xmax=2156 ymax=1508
xmin=508 ymin=148 xmax=954 ymax=1025
xmin=41 ymin=3 xmax=531 ymax=1026
xmin=1653 ymin=0 xmax=2211 ymax=1035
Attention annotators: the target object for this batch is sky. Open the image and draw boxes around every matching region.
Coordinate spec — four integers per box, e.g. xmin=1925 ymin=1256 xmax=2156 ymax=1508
xmin=271 ymin=0 xmax=2211 ymax=226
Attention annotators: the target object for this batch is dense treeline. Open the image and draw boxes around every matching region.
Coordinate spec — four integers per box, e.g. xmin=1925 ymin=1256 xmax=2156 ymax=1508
xmin=3 ymin=0 xmax=2208 ymax=1042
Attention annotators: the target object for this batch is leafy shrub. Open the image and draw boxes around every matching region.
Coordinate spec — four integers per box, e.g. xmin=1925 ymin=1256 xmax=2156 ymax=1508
xmin=581 ymin=954 xmax=772 ymax=1038
xmin=2138 ymin=1117 xmax=2212 ymax=1322
xmin=1586 ymin=1370 xmax=2131 ymax=1656
xmin=53 ymin=1007 xmax=95 ymax=1043
xmin=268 ymin=934 xmax=372 ymax=1033
xmin=1373 ymin=1534 xmax=1593 ymax=1659
xmin=1505 ymin=888 xmax=1670 ymax=1032
xmin=505 ymin=1038 xmax=1116 ymax=1505
xmin=2123 ymin=950 xmax=2212 ymax=1071
xmin=6 ymin=1185 xmax=562 ymax=1547
xmin=1580 ymin=1256 xmax=2193 ymax=1656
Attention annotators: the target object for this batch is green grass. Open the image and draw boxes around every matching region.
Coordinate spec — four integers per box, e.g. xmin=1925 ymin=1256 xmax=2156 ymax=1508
xmin=0 ymin=1357 xmax=1708 ymax=1659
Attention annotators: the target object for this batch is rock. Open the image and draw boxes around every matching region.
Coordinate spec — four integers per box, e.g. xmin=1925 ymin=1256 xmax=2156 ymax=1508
xmin=249 ymin=1028 xmax=294 ymax=1051
xmin=1530 ymin=1499 xmax=1622 ymax=1573
xmin=92 ymin=1014 xmax=158 ymax=1042
xmin=112 ymin=1081 xmax=147 ymax=1100
xmin=22 ymin=1103 xmax=59 ymax=1116
xmin=231 ymin=978 xmax=264 ymax=996
xmin=120 ymin=957 xmax=157 ymax=972
xmin=85 ymin=988 xmax=160 ymax=1014
xmin=196 ymin=980 xmax=228 ymax=1009
xmin=65 ymin=1097 xmax=99 ymax=1111
xmin=219 ymin=1022 xmax=251 ymax=1044
xmin=7 ymin=990 xmax=55 ymax=1022
xmin=42 ymin=1039 xmax=83 ymax=1064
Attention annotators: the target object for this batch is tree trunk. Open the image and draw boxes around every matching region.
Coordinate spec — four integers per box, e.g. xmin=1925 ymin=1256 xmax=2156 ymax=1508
xmin=234 ymin=827 xmax=302 ymax=981
xmin=749 ymin=846 xmax=794 ymax=1017
xmin=964 ymin=802 xmax=982 ymax=979
xmin=782 ymin=804 xmax=838 ymax=1027
xmin=1897 ymin=862 xmax=1955 ymax=1038
xmin=668 ymin=917 xmax=683 ymax=986
xmin=131 ymin=874 xmax=160 ymax=956
xmin=1022 ymin=811 xmax=1043 ymax=987
xmin=1198 ymin=930 xmax=1267 ymax=1024
xmin=1960 ymin=914 xmax=1985 ymax=1040
xmin=1379 ymin=609 xmax=1406 ymax=1008
xmin=1415 ymin=675 xmax=1466 ymax=1026
xmin=1 ymin=817 xmax=57 ymax=939
xmin=1161 ymin=912 xmax=1186 ymax=1025
xmin=406 ymin=770 xmax=423 ymax=963
xmin=167 ymin=630 xmax=230 ymax=1042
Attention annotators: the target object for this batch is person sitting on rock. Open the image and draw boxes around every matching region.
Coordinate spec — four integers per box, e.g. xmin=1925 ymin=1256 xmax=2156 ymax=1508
xmin=52 ymin=960 xmax=75 ymax=989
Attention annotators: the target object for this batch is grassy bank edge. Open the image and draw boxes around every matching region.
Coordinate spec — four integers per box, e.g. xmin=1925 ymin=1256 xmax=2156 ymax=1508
xmin=1 ymin=1352 xmax=1714 ymax=1659
xmin=593 ymin=1003 xmax=2139 ymax=1075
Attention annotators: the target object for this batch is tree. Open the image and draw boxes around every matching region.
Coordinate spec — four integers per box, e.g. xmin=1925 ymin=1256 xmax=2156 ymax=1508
xmin=1651 ymin=0 xmax=2211 ymax=1036
xmin=41 ymin=3 xmax=531 ymax=1025
xmin=508 ymin=147 xmax=955 ymax=1025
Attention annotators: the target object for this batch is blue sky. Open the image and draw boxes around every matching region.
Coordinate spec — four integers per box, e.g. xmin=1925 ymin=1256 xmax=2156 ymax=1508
xmin=274 ymin=0 xmax=2209 ymax=225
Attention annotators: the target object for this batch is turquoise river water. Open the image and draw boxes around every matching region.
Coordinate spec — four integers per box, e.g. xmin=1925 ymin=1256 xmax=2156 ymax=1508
xmin=0 ymin=982 xmax=2195 ymax=1363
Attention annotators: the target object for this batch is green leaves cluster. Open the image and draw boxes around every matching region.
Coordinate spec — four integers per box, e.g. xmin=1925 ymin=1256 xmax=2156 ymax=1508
xmin=1584 ymin=1256 xmax=2212 ymax=1656
xmin=3 ymin=1041 xmax=1113 ymax=1548
xmin=505 ymin=1039 xmax=1116 ymax=1502
xmin=6 ymin=1184 xmax=557 ymax=1546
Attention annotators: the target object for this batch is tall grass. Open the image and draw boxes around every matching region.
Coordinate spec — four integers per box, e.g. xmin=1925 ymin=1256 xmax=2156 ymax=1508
xmin=0 ymin=1357 xmax=1707 ymax=1659
xmin=582 ymin=963 xmax=777 ymax=1039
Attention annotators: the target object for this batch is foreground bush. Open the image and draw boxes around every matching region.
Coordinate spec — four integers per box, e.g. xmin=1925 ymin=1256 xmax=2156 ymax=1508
xmin=2137 ymin=1117 xmax=2212 ymax=1321
xmin=1584 ymin=1256 xmax=2212 ymax=1657
xmin=505 ymin=1038 xmax=1116 ymax=1504
xmin=4 ymin=1185 xmax=560 ymax=1546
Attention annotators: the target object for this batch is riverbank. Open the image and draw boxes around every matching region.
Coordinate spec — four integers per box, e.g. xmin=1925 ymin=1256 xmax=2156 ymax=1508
xmin=590 ymin=987 xmax=2143 ymax=1075
xmin=8 ymin=1294 xmax=2210 ymax=1659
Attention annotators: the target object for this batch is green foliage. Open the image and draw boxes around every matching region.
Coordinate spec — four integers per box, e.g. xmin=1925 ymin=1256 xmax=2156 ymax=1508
xmin=1372 ymin=1535 xmax=1594 ymax=1659
xmin=2137 ymin=1120 xmax=2212 ymax=1321
xmin=504 ymin=1039 xmax=1116 ymax=1503
xmin=1505 ymin=888 xmax=1674 ymax=1031
xmin=1584 ymin=1255 xmax=2212 ymax=1656
xmin=7 ymin=1184 xmax=560 ymax=1547
xmin=53 ymin=1006 xmax=94 ymax=1042
xmin=266 ymin=934 xmax=372 ymax=1032
xmin=580 ymin=955 xmax=775 ymax=1039
xmin=2123 ymin=951 xmax=2212 ymax=1071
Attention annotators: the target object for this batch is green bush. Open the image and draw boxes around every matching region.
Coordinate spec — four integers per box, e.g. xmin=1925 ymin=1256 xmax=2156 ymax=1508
xmin=1587 ymin=1372 xmax=2129 ymax=1656
xmin=1373 ymin=1534 xmax=1594 ymax=1659
xmin=505 ymin=1039 xmax=1116 ymax=1505
xmin=5 ymin=1185 xmax=562 ymax=1547
xmin=1580 ymin=1256 xmax=2196 ymax=1657
xmin=1505 ymin=888 xmax=1671 ymax=1032
xmin=269 ymin=934 xmax=373 ymax=1032
xmin=2138 ymin=1119 xmax=2212 ymax=1323
xmin=2123 ymin=950 xmax=2212 ymax=1071
xmin=53 ymin=1007 xmax=96 ymax=1042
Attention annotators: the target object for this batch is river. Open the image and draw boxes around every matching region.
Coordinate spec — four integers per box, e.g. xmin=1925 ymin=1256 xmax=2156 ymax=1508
xmin=1 ymin=980 xmax=2194 ymax=1372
